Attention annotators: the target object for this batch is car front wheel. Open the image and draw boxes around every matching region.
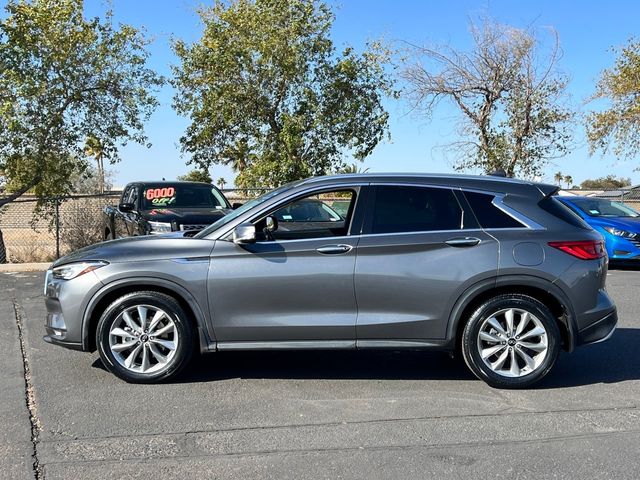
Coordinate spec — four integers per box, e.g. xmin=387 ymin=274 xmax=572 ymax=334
xmin=462 ymin=294 xmax=561 ymax=389
xmin=96 ymin=291 xmax=195 ymax=383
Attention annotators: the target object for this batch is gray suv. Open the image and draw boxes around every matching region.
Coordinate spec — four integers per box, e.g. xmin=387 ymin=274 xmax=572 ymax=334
xmin=43 ymin=174 xmax=617 ymax=388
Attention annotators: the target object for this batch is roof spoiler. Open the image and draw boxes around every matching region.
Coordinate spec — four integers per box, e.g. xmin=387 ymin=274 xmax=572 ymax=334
xmin=536 ymin=183 xmax=560 ymax=198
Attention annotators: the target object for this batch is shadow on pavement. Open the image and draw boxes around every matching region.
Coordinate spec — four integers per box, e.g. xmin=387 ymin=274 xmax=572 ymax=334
xmin=540 ymin=327 xmax=640 ymax=389
xmin=91 ymin=328 xmax=640 ymax=388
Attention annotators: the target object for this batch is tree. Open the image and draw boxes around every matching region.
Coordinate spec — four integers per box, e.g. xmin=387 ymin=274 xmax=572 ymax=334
xmin=0 ymin=0 xmax=162 ymax=211
xmin=580 ymin=175 xmax=632 ymax=190
xmin=337 ymin=163 xmax=370 ymax=174
xmin=84 ymin=136 xmax=108 ymax=194
xmin=554 ymin=171 xmax=564 ymax=186
xmin=177 ymin=169 xmax=212 ymax=183
xmin=401 ymin=18 xmax=572 ymax=178
xmin=216 ymin=177 xmax=227 ymax=189
xmin=563 ymin=175 xmax=573 ymax=188
xmin=71 ymin=163 xmax=115 ymax=194
xmin=172 ymin=0 xmax=395 ymax=189
xmin=587 ymin=39 xmax=640 ymax=160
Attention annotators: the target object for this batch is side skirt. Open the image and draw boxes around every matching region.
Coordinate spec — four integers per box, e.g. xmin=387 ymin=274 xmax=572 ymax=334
xmin=209 ymin=339 xmax=453 ymax=352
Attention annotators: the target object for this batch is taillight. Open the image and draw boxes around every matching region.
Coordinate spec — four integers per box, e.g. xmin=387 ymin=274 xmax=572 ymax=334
xmin=548 ymin=240 xmax=606 ymax=260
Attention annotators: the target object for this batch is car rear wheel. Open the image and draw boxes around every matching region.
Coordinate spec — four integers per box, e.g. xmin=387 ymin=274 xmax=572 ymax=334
xmin=462 ymin=294 xmax=560 ymax=389
xmin=96 ymin=291 xmax=195 ymax=383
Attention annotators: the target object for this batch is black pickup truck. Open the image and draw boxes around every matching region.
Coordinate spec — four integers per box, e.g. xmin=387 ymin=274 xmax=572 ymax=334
xmin=103 ymin=181 xmax=232 ymax=239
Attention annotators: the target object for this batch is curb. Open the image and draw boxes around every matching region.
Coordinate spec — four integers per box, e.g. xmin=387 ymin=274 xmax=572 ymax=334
xmin=0 ymin=263 xmax=50 ymax=273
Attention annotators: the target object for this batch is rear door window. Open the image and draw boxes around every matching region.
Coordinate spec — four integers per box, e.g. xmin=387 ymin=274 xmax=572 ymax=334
xmin=370 ymin=185 xmax=466 ymax=234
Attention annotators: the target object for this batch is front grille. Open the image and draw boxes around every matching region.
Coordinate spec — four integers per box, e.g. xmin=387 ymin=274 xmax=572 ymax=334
xmin=630 ymin=238 xmax=640 ymax=249
xmin=179 ymin=224 xmax=209 ymax=231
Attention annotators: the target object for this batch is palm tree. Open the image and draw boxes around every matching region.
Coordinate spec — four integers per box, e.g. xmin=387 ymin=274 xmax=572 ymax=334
xmin=563 ymin=175 xmax=573 ymax=188
xmin=553 ymin=171 xmax=563 ymax=187
xmin=217 ymin=177 xmax=227 ymax=190
xmin=84 ymin=136 xmax=107 ymax=193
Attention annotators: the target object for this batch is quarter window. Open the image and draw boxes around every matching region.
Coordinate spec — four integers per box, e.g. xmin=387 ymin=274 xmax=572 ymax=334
xmin=371 ymin=186 xmax=464 ymax=234
xmin=463 ymin=191 xmax=524 ymax=229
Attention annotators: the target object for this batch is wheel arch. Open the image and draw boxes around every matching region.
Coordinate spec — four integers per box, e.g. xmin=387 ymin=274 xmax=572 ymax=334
xmin=447 ymin=275 xmax=577 ymax=353
xmin=82 ymin=277 xmax=214 ymax=353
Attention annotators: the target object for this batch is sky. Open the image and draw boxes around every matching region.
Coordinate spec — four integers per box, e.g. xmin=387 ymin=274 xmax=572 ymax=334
xmin=80 ymin=0 xmax=640 ymax=188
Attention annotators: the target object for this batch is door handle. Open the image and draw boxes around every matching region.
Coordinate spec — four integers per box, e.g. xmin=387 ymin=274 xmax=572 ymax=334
xmin=445 ymin=237 xmax=481 ymax=247
xmin=316 ymin=244 xmax=353 ymax=255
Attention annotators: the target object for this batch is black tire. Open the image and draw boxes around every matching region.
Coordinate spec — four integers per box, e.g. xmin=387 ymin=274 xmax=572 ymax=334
xmin=96 ymin=291 xmax=195 ymax=383
xmin=461 ymin=294 xmax=560 ymax=389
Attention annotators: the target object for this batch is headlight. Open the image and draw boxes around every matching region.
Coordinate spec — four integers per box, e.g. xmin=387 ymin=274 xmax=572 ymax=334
xmin=603 ymin=226 xmax=637 ymax=238
xmin=52 ymin=261 xmax=109 ymax=280
xmin=148 ymin=221 xmax=172 ymax=234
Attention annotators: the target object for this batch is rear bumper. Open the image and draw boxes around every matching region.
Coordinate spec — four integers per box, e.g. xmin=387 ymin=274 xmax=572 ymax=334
xmin=576 ymin=308 xmax=617 ymax=346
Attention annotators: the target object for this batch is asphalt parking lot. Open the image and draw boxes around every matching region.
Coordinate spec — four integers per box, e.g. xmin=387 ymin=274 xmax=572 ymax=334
xmin=1 ymin=268 xmax=640 ymax=479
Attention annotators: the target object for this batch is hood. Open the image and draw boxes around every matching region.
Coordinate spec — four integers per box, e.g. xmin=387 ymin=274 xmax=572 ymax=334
xmin=140 ymin=208 xmax=229 ymax=225
xmin=588 ymin=216 xmax=640 ymax=232
xmin=52 ymin=235 xmax=215 ymax=267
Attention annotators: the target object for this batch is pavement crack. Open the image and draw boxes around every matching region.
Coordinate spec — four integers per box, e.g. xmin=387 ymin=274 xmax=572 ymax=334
xmin=12 ymin=297 xmax=44 ymax=480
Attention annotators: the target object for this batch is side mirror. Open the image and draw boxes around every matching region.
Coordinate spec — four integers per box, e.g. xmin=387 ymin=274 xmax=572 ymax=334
xmin=118 ymin=202 xmax=135 ymax=212
xmin=265 ymin=215 xmax=278 ymax=232
xmin=233 ymin=223 xmax=256 ymax=244
xmin=232 ymin=202 xmax=243 ymax=210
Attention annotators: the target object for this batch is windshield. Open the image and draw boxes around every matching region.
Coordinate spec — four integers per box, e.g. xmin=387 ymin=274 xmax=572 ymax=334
xmin=569 ymin=198 xmax=640 ymax=218
xmin=141 ymin=184 xmax=228 ymax=210
xmin=194 ymin=183 xmax=296 ymax=238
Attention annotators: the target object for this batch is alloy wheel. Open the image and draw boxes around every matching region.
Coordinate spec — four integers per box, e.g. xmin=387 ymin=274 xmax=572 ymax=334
xmin=108 ymin=304 xmax=179 ymax=374
xmin=476 ymin=307 xmax=548 ymax=378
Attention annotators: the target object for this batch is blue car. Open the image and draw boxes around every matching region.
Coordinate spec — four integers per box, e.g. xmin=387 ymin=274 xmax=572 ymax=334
xmin=557 ymin=196 xmax=640 ymax=262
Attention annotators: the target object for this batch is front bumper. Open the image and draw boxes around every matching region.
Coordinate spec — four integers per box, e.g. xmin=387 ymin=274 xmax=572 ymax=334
xmin=576 ymin=308 xmax=617 ymax=346
xmin=604 ymin=234 xmax=640 ymax=260
xmin=43 ymin=269 xmax=104 ymax=351
xmin=42 ymin=334 xmax=83 ymax=350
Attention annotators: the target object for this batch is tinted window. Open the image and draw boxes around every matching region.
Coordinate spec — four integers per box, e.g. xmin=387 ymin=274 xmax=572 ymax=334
xmin=371 ymin=186 xmax=463 ymax=234
xmin=463 ymin=191 xmax=524 ymax=228
xmin=540 ymin=197 xmax=591 ymax=230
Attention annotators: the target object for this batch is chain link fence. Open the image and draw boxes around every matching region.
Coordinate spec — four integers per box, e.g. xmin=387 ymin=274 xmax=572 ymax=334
xmin=0 ymin=190 xmax=262 ymax=264
xmin=1 ymin=187 xmax=639 ymax=263
xmin=0 ymin=193 xmax=121 ymax=263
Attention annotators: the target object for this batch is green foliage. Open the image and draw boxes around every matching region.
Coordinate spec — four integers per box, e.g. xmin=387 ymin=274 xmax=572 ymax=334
xmin=177 ymin=169 xmax=213 ymax=183
xmin=402 ymin=19 xmax=572 ymax=178
xmin=587 ymin=38 xmax=640 ymax=160
xmin=553 ymin=171 xmax=574 ymax=188
xmin=172 ymin=0 xmax=395 ymax=189
xmin=70 ymin=164 xmax=115 ymax=194
xmin=337 ymin=163 xmax=369 ymax=174
xmin=0 ymin=0 xmax=162 ymax=211
xmin=580 ymin=175 xmax=632 ymax=190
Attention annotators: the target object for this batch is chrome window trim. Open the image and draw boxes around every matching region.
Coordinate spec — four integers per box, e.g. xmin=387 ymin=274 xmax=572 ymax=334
xmin=490 ymin=194 xmax=545 ymax=230
xmin=457 ymin=186 xmax=546 ymax=231
xmin=253 ymin=234 xmax=355 ymax=246
xmin=358 ymin=227 xmax=485 ymax=240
